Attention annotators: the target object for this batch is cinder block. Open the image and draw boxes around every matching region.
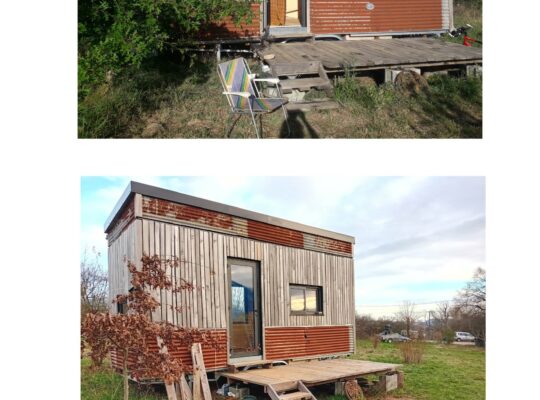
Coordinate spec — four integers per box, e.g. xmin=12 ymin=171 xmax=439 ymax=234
xmin=386 ymin=373 xmax=398 ymax=392
xmin=466 ymin=65 xmax=482 ymax=77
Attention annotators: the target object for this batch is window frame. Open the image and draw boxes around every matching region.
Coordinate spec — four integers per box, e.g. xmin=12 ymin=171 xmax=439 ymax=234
xmin=289 ymin=284 xmax=323 ymax=316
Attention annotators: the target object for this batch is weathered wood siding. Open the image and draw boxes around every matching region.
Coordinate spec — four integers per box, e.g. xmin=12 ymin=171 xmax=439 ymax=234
xmin=135 ymin=220 xmax=354 ymax=331
xmin=108 ymin=220 xmax=142 ymax=312
xmin=310 ymin=0 xmax=444 ymax=34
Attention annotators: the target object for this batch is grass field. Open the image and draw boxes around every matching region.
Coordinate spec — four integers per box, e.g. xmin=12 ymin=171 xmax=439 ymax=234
xmin=81 ymin=340 xmax=485 ymax=400
xmin=78 ymin=4 xmax=482 ymax=139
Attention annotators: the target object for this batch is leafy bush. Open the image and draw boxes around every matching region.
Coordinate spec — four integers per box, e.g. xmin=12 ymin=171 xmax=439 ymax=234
xmin=78 ymin=0 xmax=254 ymax=97
xmin=443 ymin=329 xmax=455 ymax=344
xmin=334 ymin=76 xmax=398 ymax=109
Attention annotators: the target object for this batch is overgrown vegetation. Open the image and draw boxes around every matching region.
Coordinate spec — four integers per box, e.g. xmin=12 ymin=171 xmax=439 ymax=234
xmin=82 ymin=341 xmax=485 ymax=400
xmin=82 ymin=254 xmax=218 ymax=400
xmin=352 ymin=340 xmax=485 ymax=400
xmin=79 ymin=1 xmax=482 ymax=138
xmin=398 ymin=341 xmax=426 ymax=364
xmin=446 ymin=1 xmax=482 ymax=47
xmin=78 ymin=0 xmax=254 ymax=97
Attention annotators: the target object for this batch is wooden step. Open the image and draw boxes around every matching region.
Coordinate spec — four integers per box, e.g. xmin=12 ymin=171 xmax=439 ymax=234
xmin=227 ymin=359 xmax=273 ymax=372
xmin=271 ymin=62 xmax=323 ymax=77
xmin=267 ymin=381 xmax=317 ymax=400
xmin=280 ymin=392 xmax=313 ymax=400
xmin=286 ymin=100 xmax=340 ymax=112
xmin=280 ymin=77 xmax=332 ymax=93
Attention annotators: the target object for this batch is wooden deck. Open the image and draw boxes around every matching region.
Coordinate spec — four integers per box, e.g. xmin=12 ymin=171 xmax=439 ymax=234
xmin=259 ymin=38 xmax=482 ymax=73
xmin=221 ymin=359 xmax=400 ymax=387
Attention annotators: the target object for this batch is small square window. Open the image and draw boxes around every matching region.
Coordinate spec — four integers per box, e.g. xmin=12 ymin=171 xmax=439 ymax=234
xmin=289 ymin=284 xmax=323 ymax=315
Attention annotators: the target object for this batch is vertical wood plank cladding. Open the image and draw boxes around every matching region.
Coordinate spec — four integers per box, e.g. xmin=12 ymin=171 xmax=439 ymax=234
xmin=310 ymin=0 xmax=444 ymax=34
xmin=108 ymin=220 xmax=140 ymax=312
xmin=265 ymin=326 xmax=353 ymax=360
xmin=136 ymin=221 xmax=353 ymax=332
xmin=142 ymin=196 xmax=352 ymax=257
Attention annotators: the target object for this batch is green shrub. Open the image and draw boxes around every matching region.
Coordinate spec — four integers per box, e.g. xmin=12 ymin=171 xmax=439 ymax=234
xmin=443 ymin=329 xmax=455 ymax=344
xmin=334 ymin=76 xmax=398 ymax=109
xmin=78 ymin=0 xmax=254 ymax=97
xmin=427 ymin=74 xmax=482 ymax=103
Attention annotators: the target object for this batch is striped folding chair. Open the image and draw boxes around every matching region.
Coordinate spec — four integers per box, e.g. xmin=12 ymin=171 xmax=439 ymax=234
xmin=218 ymin=57 xmax=290 ymax=138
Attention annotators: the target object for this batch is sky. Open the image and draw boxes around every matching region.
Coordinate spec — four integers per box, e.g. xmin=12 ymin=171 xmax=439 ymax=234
xmin=81 ymin=176 xmax=485 ymax=319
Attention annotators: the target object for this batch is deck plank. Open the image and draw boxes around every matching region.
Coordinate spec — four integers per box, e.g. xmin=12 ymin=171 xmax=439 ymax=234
xmin=261 ymin=38 xmax=482 ymax=73
xmin=221 ymin=359 xmax=400 ymax=386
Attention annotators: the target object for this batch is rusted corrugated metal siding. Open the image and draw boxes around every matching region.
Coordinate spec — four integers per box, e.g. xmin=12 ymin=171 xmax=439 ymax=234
xmin=201 ymin=4 xmax=261 ymax=39
xmin=142 ymin=196 xmax=352 ymax=257
xmin=310 ymin=0 xmax=444 ymax=34
xmin=265 ymin=326 xmax=353 ymax=360
xmin=110 ymin=329 xmax=228 ymax=375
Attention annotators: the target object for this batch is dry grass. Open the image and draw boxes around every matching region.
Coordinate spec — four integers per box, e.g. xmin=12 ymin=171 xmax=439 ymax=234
xmin=79 ymin=3 xmax=482 ymax=139
xmin=79 ymin=59 xmax=482 ymax=139
xmin=398 ymin=341 xmax=426 ymax=364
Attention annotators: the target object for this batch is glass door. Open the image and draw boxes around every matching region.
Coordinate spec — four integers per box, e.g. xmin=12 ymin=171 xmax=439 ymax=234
xmin=228 ymin=259 xmax=261 ymax=359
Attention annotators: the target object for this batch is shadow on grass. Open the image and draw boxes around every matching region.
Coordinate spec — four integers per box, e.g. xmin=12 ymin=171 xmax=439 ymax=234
xmin=78 ymin=54 xmax=214 ymax=139
xmin=280 ymin=111 xmax=320 ymax=138
xmin=413 ymin=75 xmax=482 ymax=138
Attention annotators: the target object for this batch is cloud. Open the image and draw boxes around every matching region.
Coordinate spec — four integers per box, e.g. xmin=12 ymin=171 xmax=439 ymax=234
xmin=80 ymin=176 xmax=485 ymax=318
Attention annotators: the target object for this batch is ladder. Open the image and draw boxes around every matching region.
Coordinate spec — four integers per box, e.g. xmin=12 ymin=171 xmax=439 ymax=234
xmin=267 ymin=381 xmax=317 ymax=400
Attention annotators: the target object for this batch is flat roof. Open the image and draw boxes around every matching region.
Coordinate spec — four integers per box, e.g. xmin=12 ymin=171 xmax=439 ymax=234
xmin=105 ymin=181 xmax=355 ymax=244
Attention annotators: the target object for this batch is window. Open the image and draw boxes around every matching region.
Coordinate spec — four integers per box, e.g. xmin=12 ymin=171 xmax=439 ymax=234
xmin=289 ymin=284 xmax=323 ymax=315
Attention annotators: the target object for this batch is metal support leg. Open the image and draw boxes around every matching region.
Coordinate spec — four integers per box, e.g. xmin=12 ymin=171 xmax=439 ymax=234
xmin=248 ymin=100 xmax=260 ymax=138
xmin=215 ymin=43 xmax=221 ymax=62
xmin=249 ymin=111 xmax=260 ymax=139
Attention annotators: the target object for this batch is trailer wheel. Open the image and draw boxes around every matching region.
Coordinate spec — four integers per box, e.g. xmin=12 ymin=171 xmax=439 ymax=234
xmin=387 ymin=339 xmax=392 ymax=343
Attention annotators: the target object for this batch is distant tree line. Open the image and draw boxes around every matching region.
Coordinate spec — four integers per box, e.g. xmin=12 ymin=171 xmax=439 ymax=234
xmin=80 ymin=247 xmax=108 ymax=317
xmin=356 ymin=268 xmax=486 ymax=345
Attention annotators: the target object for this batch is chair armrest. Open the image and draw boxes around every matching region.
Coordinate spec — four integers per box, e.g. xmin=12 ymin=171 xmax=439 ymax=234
xmin=223 ymin=91 xmax=251 ymax=98
xmin=253 ymin=78 xmax=280 ymax=85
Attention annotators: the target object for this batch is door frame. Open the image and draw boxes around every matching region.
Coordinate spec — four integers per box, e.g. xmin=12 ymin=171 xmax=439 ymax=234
xmin=227 ymin=258 xmax=262 ymax=361
xmin=262 ymin=0 xmax=310 ymax=32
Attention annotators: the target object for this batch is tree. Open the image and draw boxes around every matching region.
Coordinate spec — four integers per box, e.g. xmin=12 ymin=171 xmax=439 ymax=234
xmin=453 ymin=268 xmax=486 ymax=342
xmin=78 ymin=0 xmax=256 ymax=93
xmin=81 ymin=247 xmax=108 ymax=317
xmin=435 ymin=301 xmax=452 ymax=330
xmin=82 ymin=254 xmax=218 ymax=400
xmin=396 ymin=301 xmax=416 ymax=338
xmin=456 ymin=267 xmax=486 ymax=314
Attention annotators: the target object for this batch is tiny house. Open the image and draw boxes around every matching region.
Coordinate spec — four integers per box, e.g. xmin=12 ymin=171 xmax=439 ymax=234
xmin=105 ymin=182 xmax=356 ymax=371
xmin=203 ymin=0 xmax=454 ymax=41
